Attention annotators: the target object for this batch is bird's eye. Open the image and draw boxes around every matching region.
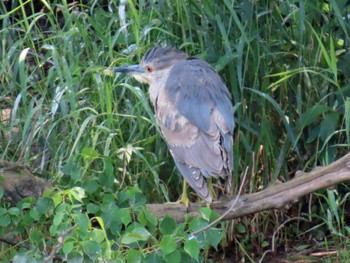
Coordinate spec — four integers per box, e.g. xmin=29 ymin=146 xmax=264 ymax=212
xmin=146 ymin=66 xmax=153 ymax=73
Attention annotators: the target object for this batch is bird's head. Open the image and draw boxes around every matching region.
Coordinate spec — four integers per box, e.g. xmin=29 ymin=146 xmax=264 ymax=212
xmin=114 ymin=46 xmax=188 ymax=85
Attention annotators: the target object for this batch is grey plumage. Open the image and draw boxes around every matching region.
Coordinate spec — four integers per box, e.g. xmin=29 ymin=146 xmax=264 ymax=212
xmin=114 ymin=46 xmax=234 ymax=203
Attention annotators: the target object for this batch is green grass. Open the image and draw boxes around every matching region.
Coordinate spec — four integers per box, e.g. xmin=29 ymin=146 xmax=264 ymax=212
xmin=1 ymin=0 xmax=350 ymax=261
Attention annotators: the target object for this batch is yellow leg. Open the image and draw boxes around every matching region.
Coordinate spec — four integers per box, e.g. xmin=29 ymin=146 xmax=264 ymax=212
xmin=177 ymin=180 xmax=190 ymax=207
xmin=207 ymin=178 xmax=215 ymax=207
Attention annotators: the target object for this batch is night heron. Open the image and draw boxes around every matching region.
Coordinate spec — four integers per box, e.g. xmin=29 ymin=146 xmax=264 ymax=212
xmin=114 ymin=46 xmax=234 ymax=205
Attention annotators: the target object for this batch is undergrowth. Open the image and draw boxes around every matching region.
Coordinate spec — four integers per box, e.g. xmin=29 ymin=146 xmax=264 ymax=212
xmin=1 ymin=0 xmax=350 ymax=262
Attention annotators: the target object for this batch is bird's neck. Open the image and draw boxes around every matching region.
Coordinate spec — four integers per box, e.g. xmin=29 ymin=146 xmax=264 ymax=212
xmin=149 ymin=84 xmax=161 ymax=106
xmin=148 ymin=67 xmax=173 ymax=106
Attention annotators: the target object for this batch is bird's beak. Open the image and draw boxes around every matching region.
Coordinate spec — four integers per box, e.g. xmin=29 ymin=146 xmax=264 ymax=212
xmin=113 ymin=64 xmax=146 ymax=74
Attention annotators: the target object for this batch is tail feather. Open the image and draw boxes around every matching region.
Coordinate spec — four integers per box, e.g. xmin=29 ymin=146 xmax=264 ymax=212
xmin=173 ymin=158 xmax=212 ymax=203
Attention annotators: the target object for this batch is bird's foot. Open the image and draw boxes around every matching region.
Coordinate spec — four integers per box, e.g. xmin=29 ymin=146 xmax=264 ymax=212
xmin=208 ymin=179 xmax=216 ymax=203
xmin=176 ymin=192 xmax=190 ymax=208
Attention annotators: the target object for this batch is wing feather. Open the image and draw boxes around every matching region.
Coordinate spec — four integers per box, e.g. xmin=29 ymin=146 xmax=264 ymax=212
xmin=155 ymin=58 xmax=234 ymax=202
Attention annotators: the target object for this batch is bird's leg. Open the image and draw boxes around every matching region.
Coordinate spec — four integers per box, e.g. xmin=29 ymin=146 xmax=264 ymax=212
xmin=177 ymin=180 xmax=190 ymax=207
xmin=208 ymin=178 xmax=216 ymax=203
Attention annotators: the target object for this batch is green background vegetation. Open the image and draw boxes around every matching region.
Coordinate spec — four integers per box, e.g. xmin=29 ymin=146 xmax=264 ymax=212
xmin=1 ymin=0 xmax=350 ymax=262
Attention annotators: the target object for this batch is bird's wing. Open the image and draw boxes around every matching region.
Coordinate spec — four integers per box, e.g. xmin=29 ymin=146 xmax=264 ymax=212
xmin=166 ymin=58 xmax=234 ymax=134
xmin=155 ymin=58 xmax=234 ymax=201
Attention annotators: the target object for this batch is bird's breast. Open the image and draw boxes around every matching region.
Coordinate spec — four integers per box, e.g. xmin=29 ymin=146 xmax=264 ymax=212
xmin=154 ymin=87 xmax=199 ymax=147
xmin=149 ymin=83 xmax=162 ymax=106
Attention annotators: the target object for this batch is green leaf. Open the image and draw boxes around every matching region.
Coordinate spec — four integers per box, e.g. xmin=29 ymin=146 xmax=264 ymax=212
xmin=13 ymin=255 xmax=39 ymax=263
xmin=92 ymin=229 xmax=105 ymax=243
xmin=0 ymin=214 xmax=11 ymax=227
xmin=118 ymin=187 xmax=146 ymax=206
xmin=63 ymin=241 xmax=74 ymax=254
xmin=101 ymin=208 xmax=122 ymax=235
xmin=87 ymin=203 xmax=100 ymax=214
xmin=188 ymin=217 xmax=207 ymax=232
xmin=262 ymin=240 xmax=269 ymax=248
xmin=81 ymin=147 xmax=99 ymax=161
xmin=144 ymin=253 xmax=164 ymax=263
xmin=205 ymin=228 xmax=222 ymax=250
xmin=20 ymin=200 xmax=34 ymax=210
xmin=246 ymin=88 xmax=299 ymax=155
xmin=61 ymin=158 xmax=84 ymax=181
xmin=160 ymin=235 xmax=177 ymax=256
xmin=93 ymin=216 xmax=112 ymax=257
xmin=319 ymin=112 xmax=339 ymax=141
xmin=100 ymin=157 xmax=114 ymax=190
xmin=29 ymin=229 xmax=43 ymax=245
xmin=52 ymin=192 xmax=63 ymax=207
xmin=214 ymin=52 xmax=237 ymax=72
xmin=189 ymin=221 xmax=223 ymax=250
xmin=65 ymin=252 xmax=84 ymax=263
xmin=7 ymin=207 xmax=19 ymax=216
xmin=29 ymin=207 xmax=40 ymax=221
xmin=327 ymin=190 xmax=340 ymax=224
xmin=99 ymin=173 xmax=114 ymax=190
xmin=163 ymin=250 xmax=181 ymax=263
xmin=73 ymin=212 xmax=90 ymax=230
xmin=22 ymin=212 xmax=34 ymax=225
xmin=297 ymin=104 xmax=331 ymax=130
xmin=83 ymin=240 xmax=101 ymax=261
xmin=138 ymin=208 xmax=158 ymax=231
xmin=121 ymin=227 xmax=151 ymax=244
xmin=159 ymin=216 xmax=177 ymax=235
xmin=36 ymin=197 xmax=54 ymax=214
xmin=69 ymin=187 xmax=85 ymax=203
xmin=53 ymin=212 xmax=64 ymax=226
xmin=8 ymin=207 xmax=22 ymax=224
xmin=127 ymin=249 xmax=142 ymax=263
xmin=184 ymin=239 xmax=199 ymax=261
xmin=18 ymin=47 xmax=30 ymax=93
xmin=137 ymin=210 xmax=147 ymax=227
xmin=56 ymin=202 xmax=68 ymax=213
xmin=10 ymin=213 xmax=20 ymax=224
xmin=236 ymin=223 xmax=246 ymax=234
xmin=345 ymin=97 xmax=350 ymax=144
xmin=142 ymin=207 xmax=158 ymax=226
xmin=101 ymin=195 xmax=118 ymax=211
xmin=83 ymin=180 xmax=99 ymax=194
xmin=200 ymin=207 xmax=212 ymax=222
xmin=0 ymin=208 xmax=7 ymax=216
xmin=121 ymin=209 xmax=132 ymax=226
xmin=50 ymin=224 xmax=57 ymax=236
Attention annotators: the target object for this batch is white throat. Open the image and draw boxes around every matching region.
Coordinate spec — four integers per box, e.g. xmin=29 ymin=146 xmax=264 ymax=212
xmin=148 ymin=67 xmax=173 ymax=106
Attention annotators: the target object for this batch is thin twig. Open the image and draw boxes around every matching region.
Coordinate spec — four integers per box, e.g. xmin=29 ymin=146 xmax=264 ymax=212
xmin=43 ymin=225 xmax=77 ymax=263
xmin=145 ymin=167 xmax=249 ymax=255
xmin=188 ymin=166 xmax=249 ymax=238
xmin=0 ymin=235 xmax=30 ymax=249
xmin=259 ymin=217 xmax=309 ymax=263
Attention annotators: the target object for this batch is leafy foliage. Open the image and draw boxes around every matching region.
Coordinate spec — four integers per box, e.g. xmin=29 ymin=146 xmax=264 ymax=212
xmin=1 ymin=0 xmax=350 ymax=261
xmin=0 ymin=185 xmax=223 ymax=262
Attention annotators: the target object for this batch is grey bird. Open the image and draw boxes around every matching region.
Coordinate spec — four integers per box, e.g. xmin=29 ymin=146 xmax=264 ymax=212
xmin=114 ymin=46 xmax=234 ymax=204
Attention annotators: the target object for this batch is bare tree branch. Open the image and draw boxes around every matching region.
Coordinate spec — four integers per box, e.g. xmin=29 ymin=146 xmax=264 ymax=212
xmin=43 ymin=225 xmax=77 ymax=263
xmin=147 ymin=153 xmax=350 ymax=222
xmin=2 ymin=153 xmax=350 ymax=225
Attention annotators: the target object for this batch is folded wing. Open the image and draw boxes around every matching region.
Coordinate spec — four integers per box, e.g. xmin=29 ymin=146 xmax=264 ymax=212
xmin=155 ymin=58 xmax=234 ymax=202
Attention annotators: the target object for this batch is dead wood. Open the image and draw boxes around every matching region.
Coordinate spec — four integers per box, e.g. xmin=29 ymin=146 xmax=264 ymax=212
xmin=146 ymin=152 xmax=350 ymax=222
xmin=0 ymin=160 xmax=52 ymax=203
xmin=2 ymin=152 xmax=350 ymax=223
